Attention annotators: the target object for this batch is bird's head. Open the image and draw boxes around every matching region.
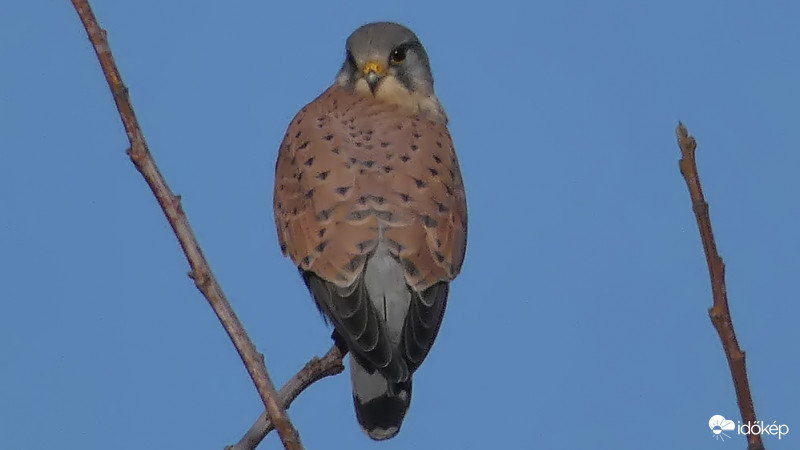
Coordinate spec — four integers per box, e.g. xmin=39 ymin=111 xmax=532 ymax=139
xmin=336 ymin=22 xmax=447 ymax=123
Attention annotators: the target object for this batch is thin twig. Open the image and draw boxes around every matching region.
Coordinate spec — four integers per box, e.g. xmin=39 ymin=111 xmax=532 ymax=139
xmin=676 ymin=123 xmax=764 ymax=450
xmin=69 ymin=2 xmax=303 ymax=448
xmin=228 ymin=344 xmax=346 ymax=450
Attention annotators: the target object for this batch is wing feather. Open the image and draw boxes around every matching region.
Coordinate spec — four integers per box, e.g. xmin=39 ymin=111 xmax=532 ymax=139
xmin=274 ymin=85 xmax=467 ymax=377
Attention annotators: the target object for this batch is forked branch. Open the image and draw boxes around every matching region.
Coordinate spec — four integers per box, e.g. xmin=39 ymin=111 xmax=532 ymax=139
xmin=228 ymin=344 xmax=345 ymax=450
xmin=69 ymin=1 xmax=303 ymax=448
xmin=675 ymin=123 xmax=764 ymax=450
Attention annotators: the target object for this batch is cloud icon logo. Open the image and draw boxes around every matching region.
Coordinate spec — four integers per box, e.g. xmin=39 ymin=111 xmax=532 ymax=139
xmin=709 ymin=415 xmax=736 ymax=441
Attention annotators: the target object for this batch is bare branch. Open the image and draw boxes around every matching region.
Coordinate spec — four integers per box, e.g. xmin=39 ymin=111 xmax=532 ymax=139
xmin=228 ymin=345 xmax=346 ymax=450
xmin=69 ymin=1 xmax=303 ymax=448
xmin=676 ymin=123 xmax=764 ymax=450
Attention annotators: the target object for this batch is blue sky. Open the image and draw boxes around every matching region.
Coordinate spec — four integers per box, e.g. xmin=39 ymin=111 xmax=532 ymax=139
xmin=1 ymin=1 xmax=798 ymax=449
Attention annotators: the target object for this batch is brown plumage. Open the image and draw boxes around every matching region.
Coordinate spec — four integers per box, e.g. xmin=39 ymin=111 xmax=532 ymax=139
xmin=274 ymin=85 xmax=467 ymax=291
xmin=273 ymin=22 xmax=467 ymax=440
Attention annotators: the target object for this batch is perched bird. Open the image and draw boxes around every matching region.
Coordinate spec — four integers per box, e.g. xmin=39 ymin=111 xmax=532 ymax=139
xmin=273 ymin=22 xmax=468 ymax=440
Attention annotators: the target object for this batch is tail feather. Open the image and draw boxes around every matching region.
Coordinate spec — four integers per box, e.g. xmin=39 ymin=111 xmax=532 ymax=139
xmin=350 ymin=354 xmax=412 ymax=440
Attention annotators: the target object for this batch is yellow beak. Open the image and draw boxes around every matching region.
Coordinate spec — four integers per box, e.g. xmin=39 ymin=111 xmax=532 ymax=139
xmin=361 ymin=61 xmax=385 ymax=92
xmin=361 ymin=61 xmax=386 ymax=77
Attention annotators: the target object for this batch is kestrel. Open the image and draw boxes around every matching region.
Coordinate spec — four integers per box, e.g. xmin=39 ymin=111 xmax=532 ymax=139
xmin=273 ymin=22 xmax=467 ymax=440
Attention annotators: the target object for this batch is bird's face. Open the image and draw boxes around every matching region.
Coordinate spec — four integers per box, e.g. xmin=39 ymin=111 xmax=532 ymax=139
xmin=336 ymin=22 xmax=447 ymax=123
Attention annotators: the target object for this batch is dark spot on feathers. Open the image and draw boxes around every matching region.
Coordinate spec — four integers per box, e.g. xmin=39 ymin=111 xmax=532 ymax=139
xmin=400 ymin=154 xmax=411 ymax=163
xmin=374 ymin=210 xmax=394 ymax=222
xmin=402 ymin=258 xmax=419 ymax=277
xmin=357 ymin=196 xmax=367 ymax=205
xmin=336 ymin=186 xmax=351 ymax=196
xmin=331 ymin=147 xmax=341 ymax=154
xmin=413 ymin=132 xmax=421 ymax=138
xmin=323 ymin=134 xmax=334 ymax=141
xmin=435 ymin=238 xmax=442 ymax=248
xmin=303 ymin=157 xmax=315 ymax=166
xmin=398 ymin=192 xmax=412 ymax=203
xmin=436 ymin=201 xmax=449 ymax=213
xmin=436 ymin=141 xmax=443 ymax=148
xmin=386 ymin=239 xmax=405 ymax=252
xmin=280 ymin=242 xmax=287 ymax=252
xmin=383 ymin=165 xmax=393 ymax=173
xmin=318 ymin=228 xmax=327 ymax=238
xmin=316 ymin=208 xmax=333 ymax=221
xmin=421 ymin=215 xmax=439 ymax=228
xmin=444 ymin=183 xmax=454 ymax=195
xmin=304 ymin=188 xmax=315 ymax=199
xmin=346 ymin=210 xmax=368 ymax=221
xmin=298 ymin=140 xmax=310 ymax=150
xmin=343 ymin=255 xmax=366 ymax=273
xmin=301 ymin=255 xmax=311 ymax=266
xmin=380 ymin=141 xmax=391 ymax=148
xmin=410 ymin=144 xmax=419 ymax=151
xmin=433 ymin=155 xmax=442 ymax=164
xmin=316 ymin=171 xmax=330 ymax=180
xmin=361 ymin=160 xmax=375 ymax=168
xmin=315 ymin=241 xmax=329 ymax=253
xmin=429 ymin=168 xmax=439 ymax=176
xmin=434 ymin=251 xmax=445 ymax=263
xmin=413 ymin=177 xmax=427 ymax=189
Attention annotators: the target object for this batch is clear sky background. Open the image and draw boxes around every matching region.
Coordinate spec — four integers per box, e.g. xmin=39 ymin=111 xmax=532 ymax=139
xmin=1 ymin=1 xmax=797 ymax=449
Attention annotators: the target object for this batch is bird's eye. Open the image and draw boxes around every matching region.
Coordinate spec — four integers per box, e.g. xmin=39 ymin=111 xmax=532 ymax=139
xmin=390 ymin=47 xmax=407 ymax=64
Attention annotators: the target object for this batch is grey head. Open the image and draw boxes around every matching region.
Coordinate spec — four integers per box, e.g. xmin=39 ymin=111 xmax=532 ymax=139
xmin=336 ymin=22 xmax=446 ymax=122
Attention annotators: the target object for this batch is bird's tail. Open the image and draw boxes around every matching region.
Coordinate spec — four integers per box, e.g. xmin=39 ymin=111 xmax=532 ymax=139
xmin=350 ymin=354 xmax=412 ymax=440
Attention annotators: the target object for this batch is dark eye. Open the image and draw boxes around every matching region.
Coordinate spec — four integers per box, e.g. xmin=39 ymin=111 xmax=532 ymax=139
xmin=390 ymin=46 xmax=407 ymax=64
